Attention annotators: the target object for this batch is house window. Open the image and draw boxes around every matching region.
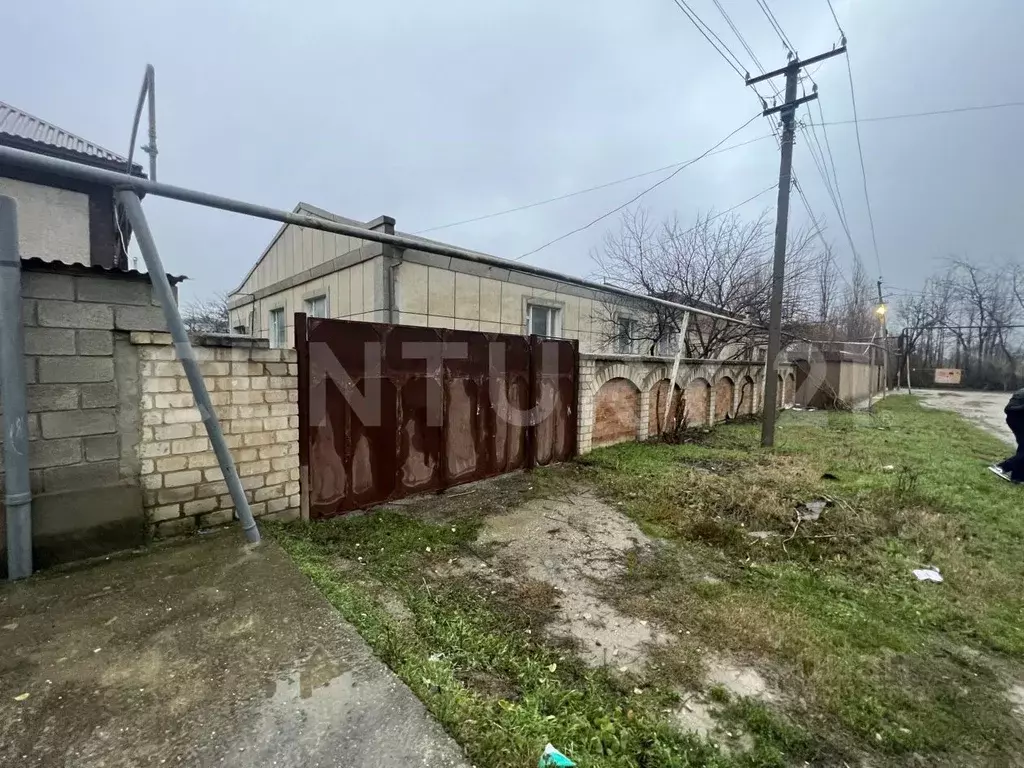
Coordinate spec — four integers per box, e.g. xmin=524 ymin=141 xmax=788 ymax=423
xmin=616 ymin=316 xmax=637 ymax=354
xmin=305 ymin=294 xmax=327 ymax=318
xmin=527 ymin=303 xmax=561 ymax=338
xmin=269 ymin=308 xmax=286 ymax=348
xmin=659 ymin=331 xmax=680 ymax=356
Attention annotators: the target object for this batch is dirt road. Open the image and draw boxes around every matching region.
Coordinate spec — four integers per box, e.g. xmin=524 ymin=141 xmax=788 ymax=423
xmin=915 ymin=388 xmax=1014 ymax=446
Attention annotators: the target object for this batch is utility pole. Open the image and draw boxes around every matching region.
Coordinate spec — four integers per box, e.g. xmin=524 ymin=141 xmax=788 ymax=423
xmin=749 ymin=45 xmax=846 ymax=447
xmin=876 ymin=277 xmax=889 ymax=397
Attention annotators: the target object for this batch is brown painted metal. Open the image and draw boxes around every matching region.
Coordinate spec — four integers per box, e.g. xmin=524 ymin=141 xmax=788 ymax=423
xmin=294 ymin=312 xmax=311 ymax=520
xmin=296 ymin=316 xmax=577 ymax=519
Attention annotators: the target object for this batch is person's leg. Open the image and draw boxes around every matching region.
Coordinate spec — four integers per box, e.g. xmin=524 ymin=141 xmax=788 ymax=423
xmin=1006 ymin=413 xmax=1024 ymax=481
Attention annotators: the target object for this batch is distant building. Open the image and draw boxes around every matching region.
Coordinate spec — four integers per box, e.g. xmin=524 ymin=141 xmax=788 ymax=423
xmin=0 ymin=100 xmax=143 ymax=269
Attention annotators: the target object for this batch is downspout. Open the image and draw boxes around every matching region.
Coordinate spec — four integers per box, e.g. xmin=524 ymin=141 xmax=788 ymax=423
xmin=0 ymin=196 xmax=32 ymax=580
xmin=388 ymin=255 xmax=400 ymax=324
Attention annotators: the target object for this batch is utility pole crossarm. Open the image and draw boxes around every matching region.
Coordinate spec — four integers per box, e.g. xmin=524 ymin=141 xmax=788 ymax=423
xmin=745 ymin=46 xmax=847 ymax=85
xmin=762 ymin=93 xmax=817 ymax=117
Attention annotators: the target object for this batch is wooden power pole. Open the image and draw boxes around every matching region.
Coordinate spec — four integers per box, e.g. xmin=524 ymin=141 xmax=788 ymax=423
xmin=749 ymin=45 xmax=846 ymax=447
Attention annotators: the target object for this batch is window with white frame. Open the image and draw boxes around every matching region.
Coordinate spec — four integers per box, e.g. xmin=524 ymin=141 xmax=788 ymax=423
xmin=616 ymin=316 xmax=638 ymax=354
xmin=305 ymin=294 xmax=327 ymax=318
xmin=269 ymin=308 xmax=286 ymax=348
xmin=527 ymin=303 xmax=561 ymax=338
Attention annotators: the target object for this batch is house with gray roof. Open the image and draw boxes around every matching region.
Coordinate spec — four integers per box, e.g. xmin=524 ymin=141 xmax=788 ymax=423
xmin=227 ymin=203 xmax=681 ymax=355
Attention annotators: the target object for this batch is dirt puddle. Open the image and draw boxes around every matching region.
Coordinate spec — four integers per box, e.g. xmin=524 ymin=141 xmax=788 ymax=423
xmin=466 ymin=491 xmax=672 ymax=670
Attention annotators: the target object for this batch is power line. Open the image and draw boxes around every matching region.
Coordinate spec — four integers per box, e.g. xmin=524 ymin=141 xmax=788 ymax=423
xmin=710 ymin=0 xmax=765 ymax=72
xmin=815 ymin=97 xmax=847 ymax=221
xmin=709 ymin=0 xmax=784 ymax=109
xmin=517 ymin=114 xmax=762 ymax=260
xmin=414 ymin=133 xmax=774 ymax=235
xmin=668 ymin=0 xmax=747 ymax=79
xmin=755 ymin=0 xmax=795 ymax=53
xmin=826 ymin=0 xmax=846 ymax=37
xmin=813 ymin=100 xmax=1024 ymax=126
xmin=798 ymin=111 xmax=860 ymax=264
xmin=844 ymin=50 xmax=883 ymax=279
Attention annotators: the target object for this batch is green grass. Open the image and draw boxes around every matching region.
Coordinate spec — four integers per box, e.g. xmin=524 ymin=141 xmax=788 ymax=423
xmin=273 ymin=396 xmax=1024 ymax=766
xmin=582 ymin=397 xmax=1024 ymax=764
xmin=272 ymin=502 xmax=738 ymax=768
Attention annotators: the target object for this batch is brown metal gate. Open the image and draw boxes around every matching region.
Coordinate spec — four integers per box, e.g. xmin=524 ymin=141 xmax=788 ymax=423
xmin=295 ymin=314 xmax=578 ymax=519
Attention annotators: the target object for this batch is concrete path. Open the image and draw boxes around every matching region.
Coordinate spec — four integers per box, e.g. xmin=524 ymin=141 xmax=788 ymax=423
xmin=915 ymin=388 xmax=1014 ymax=446
xmin=0 ymin=532 xmax=469 ymax=768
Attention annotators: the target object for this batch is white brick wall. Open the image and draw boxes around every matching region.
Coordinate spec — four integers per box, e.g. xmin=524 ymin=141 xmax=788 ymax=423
xmin=131 ymin=332 xmax=300 ymax=537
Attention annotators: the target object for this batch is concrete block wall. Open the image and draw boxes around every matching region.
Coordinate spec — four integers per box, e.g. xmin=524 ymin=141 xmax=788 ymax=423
xmin=2 ymin=266 xmax=172 ymax=569
xmin=132 ymin=333 xmax=300 ymax=536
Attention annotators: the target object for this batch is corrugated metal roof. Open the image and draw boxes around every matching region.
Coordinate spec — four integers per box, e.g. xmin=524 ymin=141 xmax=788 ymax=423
xmin=21 ymin=257 xmax=187 ymax=285
xmin=0 ymin=100 xmax=140 ymax=172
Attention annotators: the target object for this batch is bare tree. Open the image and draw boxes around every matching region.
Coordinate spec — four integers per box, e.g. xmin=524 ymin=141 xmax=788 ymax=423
xmin=182 ymin=292 xmax=230 ymax=334
xmin=895 ymin=258 xmax=1022 ymax=389
xmin=591 ymin=207 xmax=825 ymax=359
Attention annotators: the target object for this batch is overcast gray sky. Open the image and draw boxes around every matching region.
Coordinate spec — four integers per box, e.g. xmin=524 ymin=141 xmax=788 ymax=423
xmin=4 ymin=0 xmax=1021 ymax=305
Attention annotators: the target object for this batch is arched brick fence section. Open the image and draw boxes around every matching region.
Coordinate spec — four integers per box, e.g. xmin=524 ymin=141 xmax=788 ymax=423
xmin=776 ymin=373 xmax=785 ymax=408
xmin=738 ymin=375 xmax=756 ymax=415
xmin=577 ymin=355 xmax=774 ymax=452
xmin=684 ymin=377 xmax=712 ymax=426
xmin=784 ymin=372 xmax=796 ymax=407
xmin=648 ymin=379 xmax=683 ymax=435
xmin=593 ymin=378 xmax=641 ymax=446
xmin=714 ymin=376 xmax=735 ymax=422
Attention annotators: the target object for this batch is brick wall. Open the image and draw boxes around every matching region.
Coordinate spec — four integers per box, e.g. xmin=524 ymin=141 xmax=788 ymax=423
xmin=684 ymin=378 xmax=711 ymax=426
xmin=714 ymin=377 xmax=735 ymax=421
xmin=592 ymin=378 xmax=640 ymax=447
xmin=2 ymin=265 xmax=171 ymax=570
xmin=576 ymin=354 xmax=786 ymax=453
xmin=133 ymin=333 xmax=300 ymax=536
xmin=648 ymin=379 xmax=682 ymax=436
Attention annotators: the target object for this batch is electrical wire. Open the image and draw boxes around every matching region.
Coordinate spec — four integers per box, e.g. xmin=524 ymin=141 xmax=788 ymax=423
xmin=668 ymin=0 xmax=747 ymax=79
xmin=844 ymin=51 xmax=883 ymax=279
xmin=709 ymin=0 xmax=784 ymax=108
xmin=414 ymin=133 xmax=774 ymax=235
xmin=815 ymin=97 xmax=847 ymax=221
xmin=710 ymin=0 xmax=764 ymax=72
xmin=826 ymin=0 xmax=846 ymax=37
xmin=755 ymin=0 xmax=795 ymax=53
xmin=812 ymin=100 xmax=1024 ymax=126
xmin=794 ymin=168 xmax=859 ymax=276
xmin=517 ymin=114 xmax=762 ymax=260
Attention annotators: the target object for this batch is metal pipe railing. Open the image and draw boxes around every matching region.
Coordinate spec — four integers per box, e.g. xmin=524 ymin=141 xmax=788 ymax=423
xmin=0 ymin=144 xmax=753 ymax=329
xmin=118 ymin=191 xmax=260 ymax=544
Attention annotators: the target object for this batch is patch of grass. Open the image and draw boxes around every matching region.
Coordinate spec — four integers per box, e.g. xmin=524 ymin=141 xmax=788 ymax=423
xmin=585 ymin=397 xmax=1024 ymax=765
xmin=271 ymin=505 xmax=738 ymax=768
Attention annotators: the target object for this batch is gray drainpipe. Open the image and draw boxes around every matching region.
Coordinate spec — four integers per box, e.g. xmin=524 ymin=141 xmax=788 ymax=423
xmin=0 ymin=196 xmax=33 ymax=580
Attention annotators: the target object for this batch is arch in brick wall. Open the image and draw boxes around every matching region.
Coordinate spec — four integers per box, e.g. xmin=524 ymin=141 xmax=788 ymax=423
xmin=684 ymin=377 xmax=712 ymax=426
xmin=639 ymin=365 xmax=674 ymax=394
xmin=784 ymin=372 xmax=796 ymax=407
xmin=648 ymin=378 xmax=684 ymax=435
xmin=776 ymin=373 xmax=785 ymax=408
xmin=675 ymin=362 xmax=720 ymax=390
xmin=588 ymin=361 xmax=646 ymax=397
xmin=738 ymin=375 xmax=756 ymax=415
xmin=592 ymin=377 xmax=641 ymax=447
xmin=714 ymin=376 xmax=735 ymax=421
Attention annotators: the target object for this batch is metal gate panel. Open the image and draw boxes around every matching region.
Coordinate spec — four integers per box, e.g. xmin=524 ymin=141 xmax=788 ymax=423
xmin=297 ymin=315 xmax=577 ymax=519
